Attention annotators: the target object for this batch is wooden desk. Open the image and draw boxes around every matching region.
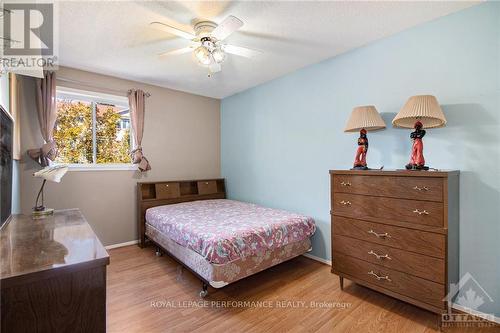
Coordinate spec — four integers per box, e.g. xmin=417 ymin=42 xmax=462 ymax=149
xmin=1 ymin=209 xmax=109 ymax=333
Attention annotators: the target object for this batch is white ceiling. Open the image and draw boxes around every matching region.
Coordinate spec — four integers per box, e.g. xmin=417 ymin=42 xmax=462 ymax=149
xmin=58 ymin=1 xmax=479 ymax=99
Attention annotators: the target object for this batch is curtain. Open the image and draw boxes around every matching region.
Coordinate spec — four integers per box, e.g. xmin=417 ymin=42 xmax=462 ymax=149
xmin=128 ymin=89 xmax=151 ymax=172
xmin=27 ymin=71 xmax=57 ymax=167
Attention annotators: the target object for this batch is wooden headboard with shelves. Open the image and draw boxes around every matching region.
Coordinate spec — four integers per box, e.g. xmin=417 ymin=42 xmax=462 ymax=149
xmin=137 ymin=179 xmax=226 ymax=248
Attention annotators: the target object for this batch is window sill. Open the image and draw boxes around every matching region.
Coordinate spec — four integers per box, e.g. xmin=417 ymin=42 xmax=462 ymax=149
xmin=62 ymin=164 xmax=137 ymax=172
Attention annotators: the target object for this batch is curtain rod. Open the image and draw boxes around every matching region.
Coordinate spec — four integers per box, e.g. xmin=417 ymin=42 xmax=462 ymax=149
xmin=56 ymin=77 xmax=151 ymax=97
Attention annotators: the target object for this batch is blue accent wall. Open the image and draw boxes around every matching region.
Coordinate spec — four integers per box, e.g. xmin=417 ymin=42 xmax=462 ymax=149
xmin=222 ymin=3 xmax=500 ymax=316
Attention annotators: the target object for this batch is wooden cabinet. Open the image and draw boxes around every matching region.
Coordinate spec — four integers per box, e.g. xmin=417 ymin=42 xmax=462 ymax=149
xmin=197 ymin=180 xmax=218 ymax=195
xmin=332 ymin=174 xmax=444 ymax=202
xmin=1 ymin=209 xmax=109 ymax=332
xmin=333 ymin=193 xmax=444 ymax=227
xmin=334 ymin=216 xmax=446 ymax=257
xmin=333 ymin=235 xmax=445 ymax=283
xmin=330 ymin=170 xmax=459 ymax=314
xmin=156 ymin=182 xmax=181 ymax=199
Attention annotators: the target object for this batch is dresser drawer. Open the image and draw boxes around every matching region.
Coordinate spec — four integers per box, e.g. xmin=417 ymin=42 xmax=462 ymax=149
xmin=333 ymin=235 xmax=444 ymax=283
xmin=333 ymin=216 xmax=445 ymax=257
xmin=334 ymin=253 xmax=445 ymax=309
xmin=333 ymin=193 xmax=443 ymax=227
xmin=197 ymin=180 xmax=218 ymax=195
xmin=333 ymin=175 xmax=443 ymax=202
xmin=155 ymin=182 xmax=180 ymax=199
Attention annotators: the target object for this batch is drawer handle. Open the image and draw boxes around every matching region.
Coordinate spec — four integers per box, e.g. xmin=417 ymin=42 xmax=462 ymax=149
xmin=368 ymin=270 xmax=392 ymax=282
xmin=413 ymin=209 xmax=429 ymax=215
xmin=340 ymin=200 xmax=351 ymax=206
xmin=340 ymin=181 xmax=352 ymax=187
xmin=368 ymin=250 xmax=392 ymax=260
xmin=413 ymin=186 xmax=429 ymax=191
xmin=368 ymin=229 xmax=391 ymax=238
xmin=205 ymin=182 xmax=209 ymax=185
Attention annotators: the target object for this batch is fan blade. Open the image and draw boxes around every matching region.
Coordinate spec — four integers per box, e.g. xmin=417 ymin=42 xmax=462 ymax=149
xmin=150 ymin=22 xmax=195 ymax=40
xmin=224 ymin=44 xmax=261 ymax=58
xmin=209 ymin=62 xmax=221 ymax=73
xmin=212 ymin=15 xmax=243 ymax=41
xmin=158 ymin=46 xmax=194 ymax=57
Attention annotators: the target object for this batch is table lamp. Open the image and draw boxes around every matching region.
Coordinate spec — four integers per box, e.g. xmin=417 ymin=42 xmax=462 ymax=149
xmin=392 ymin=95 xmax=446 ymax=170
xmin=32 ymin=164 xmax=68 ymax=219
xmin=344 ymin=105 xmax=386 ymax=170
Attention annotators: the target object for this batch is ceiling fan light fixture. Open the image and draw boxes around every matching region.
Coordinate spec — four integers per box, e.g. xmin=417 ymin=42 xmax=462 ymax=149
xmin=154 ymin=15 xmax=256 ymax=75
xmin=194 ymin=46 xmax=211 ymax=65
xmin=212 ymin=48 xmax=226 ymax=63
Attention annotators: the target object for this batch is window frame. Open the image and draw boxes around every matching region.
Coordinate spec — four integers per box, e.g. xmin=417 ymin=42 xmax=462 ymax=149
xmin=54 ymin=86 xmax=136 ymax=172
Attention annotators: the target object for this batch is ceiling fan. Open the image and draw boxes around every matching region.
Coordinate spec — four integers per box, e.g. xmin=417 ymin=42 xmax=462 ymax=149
xmin=151 ymin=15 xmax=261 ymax=76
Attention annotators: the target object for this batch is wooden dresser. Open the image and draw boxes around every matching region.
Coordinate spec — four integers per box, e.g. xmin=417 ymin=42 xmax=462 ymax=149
xmin=1 ymin=209 xmax=109 ymax=332
xmin=330 ymin=170 xmax=459 ymax=314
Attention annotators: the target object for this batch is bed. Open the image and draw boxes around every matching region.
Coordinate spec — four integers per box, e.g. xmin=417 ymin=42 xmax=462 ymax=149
xmin=137 ymin=179 xmax=316 ymax=296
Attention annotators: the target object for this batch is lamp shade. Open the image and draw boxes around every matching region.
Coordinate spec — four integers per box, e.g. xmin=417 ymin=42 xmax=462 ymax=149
xmin=33 ymin=165 xmax=68 ymax=183
xmin=392 ymin=95 xmax=446 ymax=129
xmin=344 ymin=105 xmax=386 ymax=132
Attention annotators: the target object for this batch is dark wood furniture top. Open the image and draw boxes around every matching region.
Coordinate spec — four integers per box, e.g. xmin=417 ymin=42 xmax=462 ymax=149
xmin=330 ymin=170 xmax=459 ymax=315
xmin=1 ymin=209 xmax=109 ymax=283
xmin=137 ymin=178 xmax=226 ymax=248
xmin=1 ymin=209 xmax=109 ymax=332
xmin=331 ymin=169 xmax=459 ymax=177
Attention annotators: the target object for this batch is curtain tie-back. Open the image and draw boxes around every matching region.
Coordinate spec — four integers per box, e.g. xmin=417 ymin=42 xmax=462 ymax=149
xmin=130 ymin=146 xmax=151 ymax=172
xmin=28 ymin=141 xmax=57 ymax=167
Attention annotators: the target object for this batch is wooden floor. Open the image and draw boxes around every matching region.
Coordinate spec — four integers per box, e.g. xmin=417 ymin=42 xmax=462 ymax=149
xmin=107 ymin=245 xmax=498 ymax=333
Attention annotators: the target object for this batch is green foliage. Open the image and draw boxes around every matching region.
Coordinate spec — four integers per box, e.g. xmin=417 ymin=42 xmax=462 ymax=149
xmin=53 ymin=101 xmax=93 ymax=164
xmin=96 ymin=106 xmax=131 ymax=163
xmin=54 ymin=100 xmax=131 ymax=164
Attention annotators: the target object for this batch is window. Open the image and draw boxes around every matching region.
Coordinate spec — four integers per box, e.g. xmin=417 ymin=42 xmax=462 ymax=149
xmin=53 ymin=87 xmax=133 ymax=170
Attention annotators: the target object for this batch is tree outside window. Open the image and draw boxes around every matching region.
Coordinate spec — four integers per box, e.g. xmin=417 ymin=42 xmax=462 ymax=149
xmin=53 ymin=90 xmax=132 ymax=165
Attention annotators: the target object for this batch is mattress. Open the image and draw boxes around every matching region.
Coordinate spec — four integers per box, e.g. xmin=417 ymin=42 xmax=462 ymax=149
xmin=145 ymin=222 xmax=312 ymax=288
xmin=145 ymin=199 xmax=316 ymax=265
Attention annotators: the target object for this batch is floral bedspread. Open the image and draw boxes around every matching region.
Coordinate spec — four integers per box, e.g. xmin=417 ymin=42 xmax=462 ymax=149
xmin=145 ymin=199 xmax=316 ymax=264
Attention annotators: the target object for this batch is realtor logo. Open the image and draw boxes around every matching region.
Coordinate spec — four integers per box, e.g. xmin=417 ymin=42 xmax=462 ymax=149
xmin=1 ymin=2 xmax=58 ymax=73
xmin=443 ymin=272 xmax=496 ymax=327
xmin=3 ymin=3 xmax=53 ymax=56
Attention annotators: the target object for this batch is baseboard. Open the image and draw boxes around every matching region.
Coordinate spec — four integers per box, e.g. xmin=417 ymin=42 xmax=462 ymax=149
xmin=452 ymin=303 xmax=500 ymax=325
xmin=302 ymin=253 xmax=332 ymax=266
xmin=105 ymin=239 xmax=139 ymax=250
